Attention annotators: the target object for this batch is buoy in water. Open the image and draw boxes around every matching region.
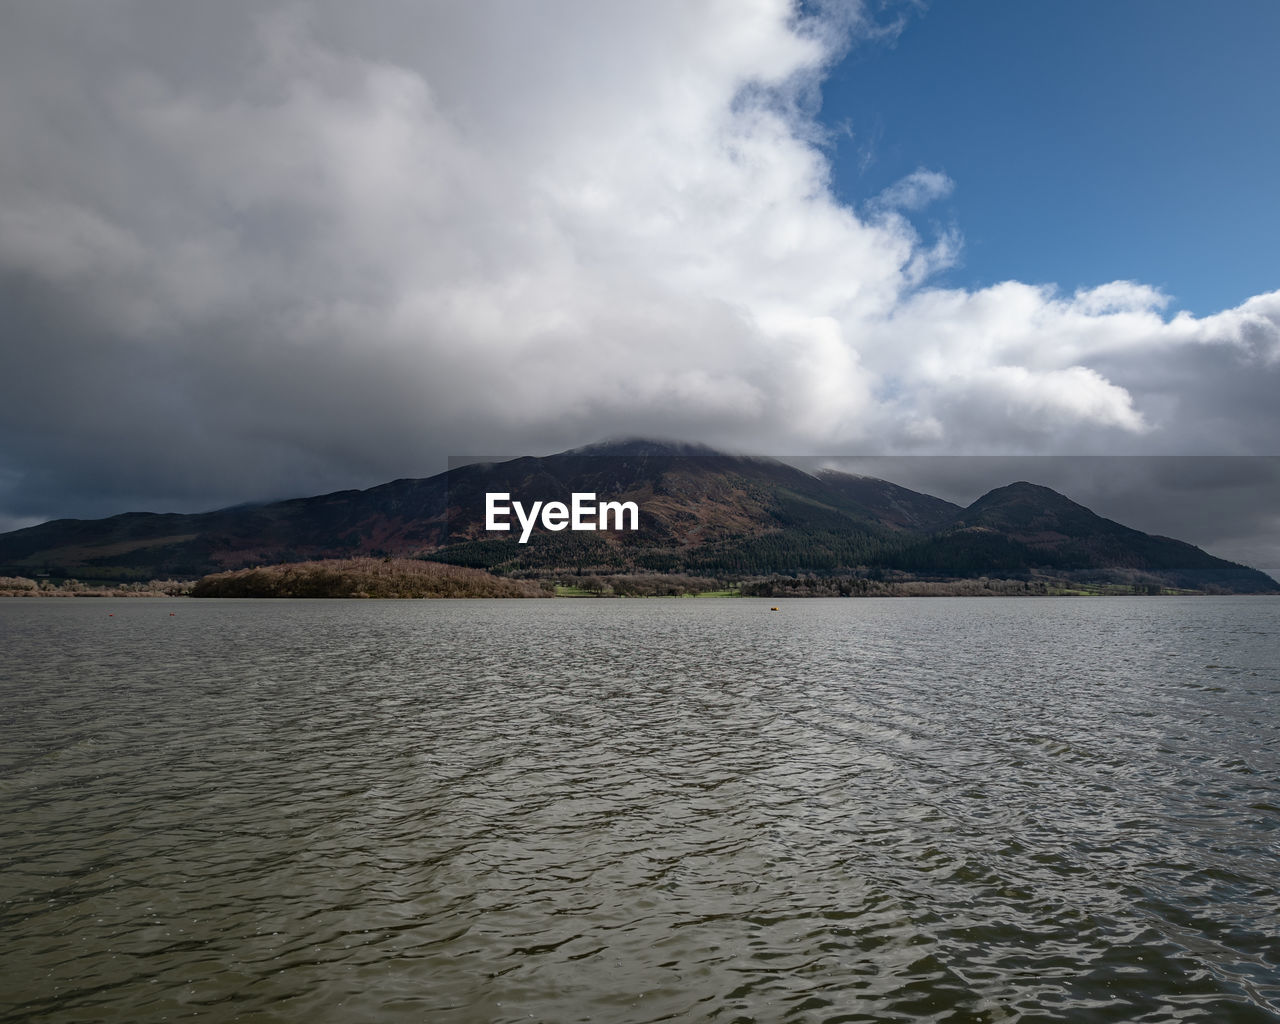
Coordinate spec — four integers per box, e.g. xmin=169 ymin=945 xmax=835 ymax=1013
xmin=770 ymin=606 xmax=779 ymax=611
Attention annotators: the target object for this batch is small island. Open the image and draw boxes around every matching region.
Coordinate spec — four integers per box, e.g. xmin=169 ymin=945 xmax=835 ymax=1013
xmin=189 ymin=558 xmax=550 ymax=599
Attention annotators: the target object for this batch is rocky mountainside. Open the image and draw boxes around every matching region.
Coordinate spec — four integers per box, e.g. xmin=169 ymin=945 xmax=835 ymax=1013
xmin=0 ymin=441 xmax=1274 ymax=592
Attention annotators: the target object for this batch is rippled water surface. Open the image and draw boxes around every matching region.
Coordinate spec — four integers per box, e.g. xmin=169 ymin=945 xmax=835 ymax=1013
xmin=2 ymin=596 xmax=1279 ymax=1022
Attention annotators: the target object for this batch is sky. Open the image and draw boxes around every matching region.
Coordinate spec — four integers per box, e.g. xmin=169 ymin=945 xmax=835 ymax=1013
xmin=1 ymin=1 xmax=1277 ymax=566
xmin=820 ymin=1 xmax=1280 ymax=317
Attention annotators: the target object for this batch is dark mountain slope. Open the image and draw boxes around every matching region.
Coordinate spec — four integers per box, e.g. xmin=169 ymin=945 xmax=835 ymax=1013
xmin=888 ymin=481 xmax=1276 ymax=592
xmin=417 ymin=446 xmax=902 ymax=576
xmin=0 ymin=443 xmax=1274 ymax=592
xmin=816 ymin=470 xmax=960 ymax=532
xmin=0 ymin=444 xmax=896 ymax=579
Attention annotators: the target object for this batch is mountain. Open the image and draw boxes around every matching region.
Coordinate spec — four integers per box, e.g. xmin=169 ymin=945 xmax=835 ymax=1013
xmin=0 ymin=440 xmax=1274 ymax=593
xmin=889 ymin=481 xmax=1272 ymax=591
xmin=815 ymin=469 xmax=959 ymax=532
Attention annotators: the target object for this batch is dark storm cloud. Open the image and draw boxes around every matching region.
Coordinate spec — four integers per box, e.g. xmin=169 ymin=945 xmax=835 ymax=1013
xmin=1 ymin=1 xmax=1278 ymax=538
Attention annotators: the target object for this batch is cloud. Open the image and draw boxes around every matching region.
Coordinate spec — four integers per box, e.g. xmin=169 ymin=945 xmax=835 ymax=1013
xmin=0 ymin=1 xmax=1277 ymax=525
xmin=870 ymin=168 xmax=954 ymax=212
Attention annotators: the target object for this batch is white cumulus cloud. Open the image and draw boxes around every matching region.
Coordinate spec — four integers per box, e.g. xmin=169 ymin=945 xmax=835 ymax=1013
xmin=0 ymin=0 xmax=1276 ymax=522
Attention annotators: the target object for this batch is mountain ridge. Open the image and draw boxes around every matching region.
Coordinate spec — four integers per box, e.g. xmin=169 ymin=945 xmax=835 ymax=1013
xmin=0 ymin=441 xmax=1274 ymax=593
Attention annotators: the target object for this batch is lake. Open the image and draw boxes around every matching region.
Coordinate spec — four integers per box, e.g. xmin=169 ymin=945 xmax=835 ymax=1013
xmin=1 ymin=597 xmax=1278 ymax=1022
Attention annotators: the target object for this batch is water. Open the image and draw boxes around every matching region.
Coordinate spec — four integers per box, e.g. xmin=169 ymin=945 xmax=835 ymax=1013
xmin=1 ymin=596 xmax=1278 ymax=1023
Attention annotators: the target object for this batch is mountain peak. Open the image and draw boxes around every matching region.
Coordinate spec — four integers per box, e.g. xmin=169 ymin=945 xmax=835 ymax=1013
xmin=969 ymin=481 xmax=1086 ymax=512
xmin=561 ymin=438 xmax=727 ymax=458
xmin=960 ymin=480 xmax=1110 ymax=537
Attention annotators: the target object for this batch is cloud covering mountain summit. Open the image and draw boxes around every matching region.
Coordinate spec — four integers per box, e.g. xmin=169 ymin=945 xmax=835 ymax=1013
xmin=1 ymin=1 xmax=1277 ymax=529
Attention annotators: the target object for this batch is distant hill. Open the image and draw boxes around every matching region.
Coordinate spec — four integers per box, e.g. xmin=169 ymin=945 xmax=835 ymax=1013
xmin=0 ymin=440 xmax=1275 ymax=593
xmin=888 ymin=481 xmax=1274 ymax=591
